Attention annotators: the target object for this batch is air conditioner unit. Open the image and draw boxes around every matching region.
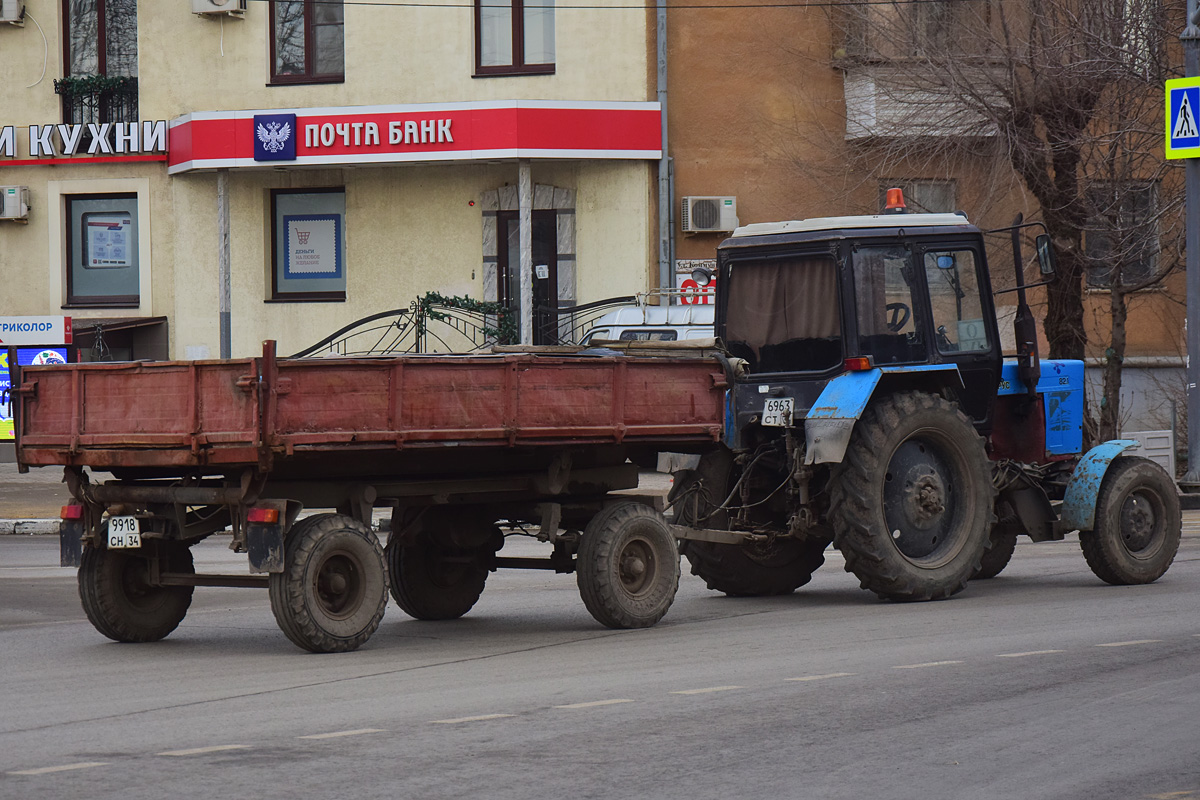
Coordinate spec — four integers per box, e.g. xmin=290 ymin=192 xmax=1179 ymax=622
xmin=0 ymin=0 xmax=25 ymax=25
xmin=192 ymin=0 xmax=246 ymax=17
xmin=681 ymin=196 xmax=738 ymax=233
xmin=1 ymin=186 xmax=29 ymax=221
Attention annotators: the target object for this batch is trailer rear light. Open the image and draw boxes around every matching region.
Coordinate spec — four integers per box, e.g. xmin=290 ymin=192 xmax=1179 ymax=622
xmin=61 ymin=505 xmax=84 ymax=520
xmin=247 ymin=507 xmax=280 ymax=524
xmin=843 ymin=357 xmax=873 ymax=371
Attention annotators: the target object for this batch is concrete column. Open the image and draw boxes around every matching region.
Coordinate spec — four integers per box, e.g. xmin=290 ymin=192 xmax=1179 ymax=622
xmin=519 ymin=160 xmax=533 ymax=345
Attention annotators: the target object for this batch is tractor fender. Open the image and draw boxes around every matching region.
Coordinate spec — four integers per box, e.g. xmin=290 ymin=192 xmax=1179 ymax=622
xmin=1059 ymin=439 xmax=1142 ymax=532
xmin=804 ymin=365 xmax=963 ymax=465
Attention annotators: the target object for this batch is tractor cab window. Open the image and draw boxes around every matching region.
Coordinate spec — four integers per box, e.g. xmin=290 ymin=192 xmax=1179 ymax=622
xmin=724 ymin=254 xmax=842 ymax=373
xmin=923 ymin=249 xmax=990 ymax=353
xmin=852 ymin=245 xmax=925 ymax=364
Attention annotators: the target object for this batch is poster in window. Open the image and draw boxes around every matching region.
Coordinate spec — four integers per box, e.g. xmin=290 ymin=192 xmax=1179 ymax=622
xmin=284 ymin=215 xmax=342 ymax=279
xmin=83 ymin=214 xmax=134 ymax=268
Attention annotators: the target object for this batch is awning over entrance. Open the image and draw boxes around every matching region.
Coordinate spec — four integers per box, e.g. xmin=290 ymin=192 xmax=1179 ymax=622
xmin=167 ymin=100 xmax=662 ymax=174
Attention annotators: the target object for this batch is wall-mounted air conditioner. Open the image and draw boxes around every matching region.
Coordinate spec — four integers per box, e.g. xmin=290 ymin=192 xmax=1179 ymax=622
xmin=681 ymin=196 xmax=739 ymax=233
xmin=192 ymin=0 xmax=246 ymax=17
xmin=1 ymin=186 xmax=30 ymax=221
xmin=0 ymin=0 xmax=25 ymax=25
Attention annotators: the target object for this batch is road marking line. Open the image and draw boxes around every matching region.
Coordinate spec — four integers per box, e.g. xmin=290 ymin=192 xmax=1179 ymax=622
xmin=554 ymin=699 xmax=634 ymax=709
xmin=997 ymin=650 xmax=1065 ymax=658
xmin=298 ymin=729 xmax=386 ymax=740
xmin=430 ymin=714 xmax=515 ymax=724
xmin=7 ymin=762 xmax=108 ymax=776
xmin=670 ymin=686 xmax=743 ymax=695
xmin=1096 ymin=640 xmax=1163 ymax=648
xmin=786 ymin=673 xmax=857 ymax=682
xmin=893 ymin=660 xmax=964 ymax=669
xmin=158 ymin=745 xmax=251 ymax=757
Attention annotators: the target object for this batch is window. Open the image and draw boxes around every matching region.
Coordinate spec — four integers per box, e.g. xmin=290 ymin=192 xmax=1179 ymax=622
xmin=271 ymin=0 xmax=344 ymax=84
xmin=852 ymin=245 xmax=925 ymax=365
xmin=475 ymin=0 xmax=555 ymax=76
xmin=270 ymin=189 xmax=347 ymax=301
xmin=66 ymin=193 xmax=140 ymax=307
xmin=59 ymin=0 xmax=138 ymax=126
xmin=1085 ymin=183 xmax=1158 ymax=289
xmin=923 ymin=249 xmax=989 ymax=353
xmin=724 ymin=254 xmax=843 ymax=373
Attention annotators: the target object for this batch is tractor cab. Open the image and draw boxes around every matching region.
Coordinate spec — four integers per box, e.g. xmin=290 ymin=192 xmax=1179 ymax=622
xmin=715 ymin=197 xmax=1004 ymax=451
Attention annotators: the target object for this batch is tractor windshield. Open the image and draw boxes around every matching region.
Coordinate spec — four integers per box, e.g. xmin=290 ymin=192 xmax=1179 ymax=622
xmin=852 ymin=245 xmax=925 ymax=364
xmin=724 ymin=254 xmax=842 ymax=373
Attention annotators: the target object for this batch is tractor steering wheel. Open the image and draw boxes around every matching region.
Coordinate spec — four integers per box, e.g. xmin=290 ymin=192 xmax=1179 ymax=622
xmin=885 ymin=302 xmax=911 ymax=333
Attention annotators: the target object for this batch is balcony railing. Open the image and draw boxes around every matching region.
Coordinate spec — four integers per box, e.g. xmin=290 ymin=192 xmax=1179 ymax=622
xmin=53 ymin=75 xmax=139 ymax=129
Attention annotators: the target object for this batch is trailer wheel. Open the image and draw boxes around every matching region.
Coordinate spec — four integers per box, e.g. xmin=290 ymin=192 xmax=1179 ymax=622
xmin=386 ymin=535 xmax=488 ymax=621
xmin=577 ymin=501 xmax=679 ymax=629
xmin=829 ymin=392 xmax=993 ymax=601
xmin=269 ymin=514 xmax=388 ymax=653
xmin=972 ymin=524 xmax=1019 ymax=580
xmin=78 ymin=536 xmax=194 ymax=643
xmin=1080 ymin=457 xmax=1181 ymax=585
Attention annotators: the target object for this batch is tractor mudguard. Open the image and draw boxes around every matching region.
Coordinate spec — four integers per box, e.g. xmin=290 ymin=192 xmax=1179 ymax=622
xmin=1059 ymin=439 xmax=1142 ymax=532
xmin=804 ymin=364 xmax=963 ymax=464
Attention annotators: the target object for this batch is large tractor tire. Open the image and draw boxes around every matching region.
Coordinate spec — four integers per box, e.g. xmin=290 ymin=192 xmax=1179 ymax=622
xmin=1080 ymin=456 xmax=1181 ymax=585
xmin=269 ymin=514 xmax=388 ymax=653
xmin=972 ymin=524 xmax=1019 ymax=580
xmin=78 ymin=535 xmax=194 ymax=643
xmin=386 ymin=533 xmax=489 ymax=621
xmin=576 ymin=501 xmax=679 ymax=629
xmin=678 ymin=448 xmax=830 ymax=596
xmin=829 ymin=392 xmax=993 ymax=601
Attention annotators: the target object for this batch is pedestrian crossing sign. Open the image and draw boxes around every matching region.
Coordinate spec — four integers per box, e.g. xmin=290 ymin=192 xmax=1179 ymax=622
xmin=1167 ymin=77 xmax=1200 ymax=159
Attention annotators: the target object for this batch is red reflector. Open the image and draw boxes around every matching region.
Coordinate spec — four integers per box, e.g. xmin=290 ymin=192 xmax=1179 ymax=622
xmin=844 ymin=357 xmax=872 ymax=371
xmin=61 ymin=505 xmax=84 ymax=520
xmin=247 ymin=507 xmax=279 ymax=524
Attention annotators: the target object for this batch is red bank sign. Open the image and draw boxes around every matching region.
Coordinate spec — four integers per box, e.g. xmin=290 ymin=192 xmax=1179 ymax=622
xmin=168 ymin=100 xmax=661 ymax=174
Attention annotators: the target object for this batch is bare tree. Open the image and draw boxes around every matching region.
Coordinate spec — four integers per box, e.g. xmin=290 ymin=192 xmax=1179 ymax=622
xmin=824 ymin=0 xmax=1184 ymax=440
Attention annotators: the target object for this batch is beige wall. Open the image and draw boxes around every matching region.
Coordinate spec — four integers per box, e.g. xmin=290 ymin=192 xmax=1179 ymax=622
xmin=0 ymin=1 xmax=657 ymax=359
xmin=167 ymin=160 xmax=653 ymax=358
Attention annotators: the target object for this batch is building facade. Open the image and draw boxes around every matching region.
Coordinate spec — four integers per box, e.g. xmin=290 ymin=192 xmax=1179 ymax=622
xmin=0 ymin=0 xmax=661 ymax=362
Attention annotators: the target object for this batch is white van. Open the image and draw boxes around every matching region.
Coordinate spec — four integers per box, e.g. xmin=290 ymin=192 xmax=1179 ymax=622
xmin=579 ymin=303 xmax=715 ymax=344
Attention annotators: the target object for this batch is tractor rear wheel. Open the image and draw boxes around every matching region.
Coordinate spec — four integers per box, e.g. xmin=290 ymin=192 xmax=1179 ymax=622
xmin=677 ymin=448 xmax=830 ymax=596
xmin=1080 ymin=457 xmax=1180 ymax=585
xmin=829 ymin=392 xmax=993 ymax=601
xmin=972 ymin=524 xmax=1019 ymax=580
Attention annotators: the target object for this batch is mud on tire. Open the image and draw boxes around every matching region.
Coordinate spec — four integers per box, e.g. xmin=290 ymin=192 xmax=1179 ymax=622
xmin=577 ymin=501 xmax=679 ymax=629
xmin=269 ymin=514 xmax=388 ymax=653
xmin=1079 ymin=456 xmax=1181 ymax=585
xmin=829 ymin=392 xmax=994 ymax=601
xmin=78 ymin=535 xmax=194 ymax=643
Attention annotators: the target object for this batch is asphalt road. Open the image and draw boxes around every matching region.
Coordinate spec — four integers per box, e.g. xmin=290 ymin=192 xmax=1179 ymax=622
xmin=1 ymin=527 xmax=1199 ymax=800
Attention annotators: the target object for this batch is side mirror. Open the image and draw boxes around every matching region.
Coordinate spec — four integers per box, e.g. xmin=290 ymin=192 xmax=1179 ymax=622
xmin=936 ymin=254 xmax=956 ymax=270
xmin=1035 ymin=234 xmax=1056 ymax=276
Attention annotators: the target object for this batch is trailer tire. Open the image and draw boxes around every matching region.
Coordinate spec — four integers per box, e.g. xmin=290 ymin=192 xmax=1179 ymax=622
xmin=829 ymin=392 xmax=993 ymax=601
xmin=1080 ymin=457 xmax=1181 ymax=585
xmin=386 ymin=535 xmax=488 ymax=621
xmin=972 ymin=524 xmax=1018 ymax=580
xmin=78 ymin=536 xmax=194 ymax=643
xmin=577 ymin=501 xmax=679 ymax=629
xmin=269 ymin=514 xmax=388 ymax=653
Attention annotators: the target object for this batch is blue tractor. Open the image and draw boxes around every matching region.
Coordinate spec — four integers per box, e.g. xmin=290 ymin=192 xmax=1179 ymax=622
xmin=671 ymin=192 xmax=1182 ymax=601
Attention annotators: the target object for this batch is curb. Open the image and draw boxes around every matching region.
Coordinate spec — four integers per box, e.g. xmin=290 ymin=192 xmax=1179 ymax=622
xmin=0 ymin=519 xmax=62 ymax=536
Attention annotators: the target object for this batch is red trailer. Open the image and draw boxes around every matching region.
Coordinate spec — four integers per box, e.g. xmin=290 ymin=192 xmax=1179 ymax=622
xmin=12 ymin=341 xmax=728 ymax=652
